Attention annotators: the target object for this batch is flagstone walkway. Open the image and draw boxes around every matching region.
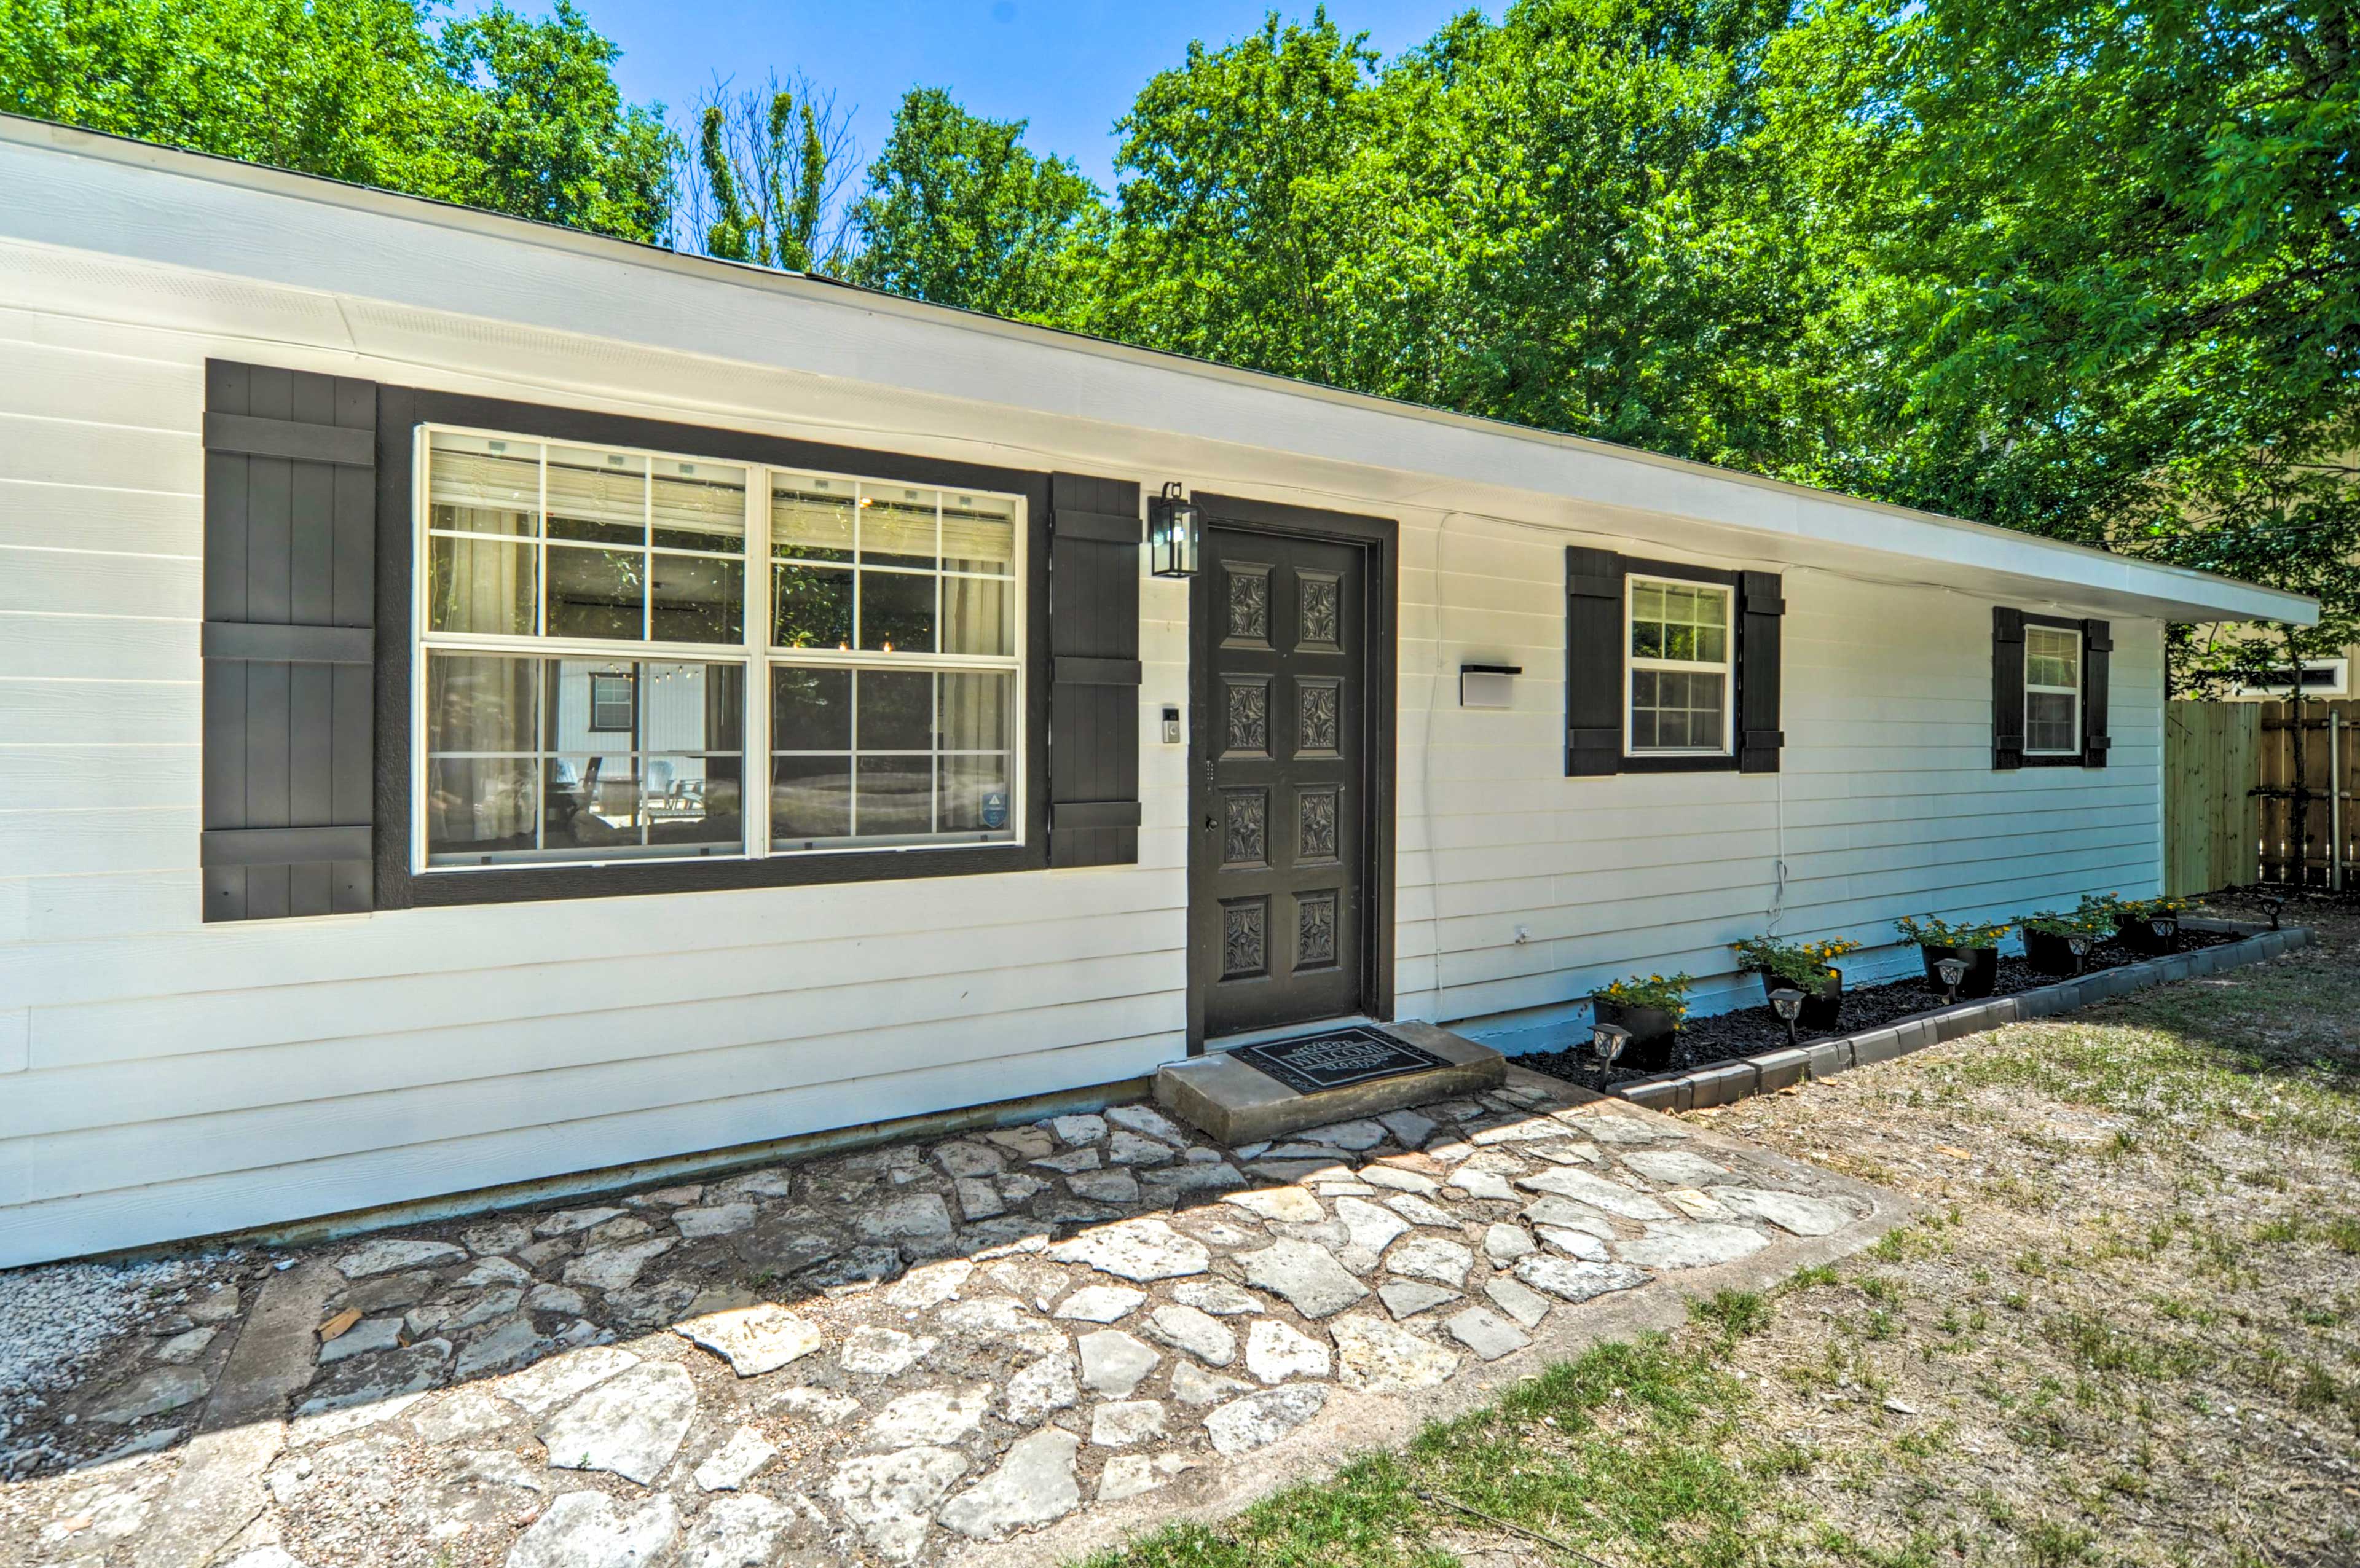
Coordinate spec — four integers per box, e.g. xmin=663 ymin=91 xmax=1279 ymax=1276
xmin=0 ymin=1068 xmax=1903 ymax=1568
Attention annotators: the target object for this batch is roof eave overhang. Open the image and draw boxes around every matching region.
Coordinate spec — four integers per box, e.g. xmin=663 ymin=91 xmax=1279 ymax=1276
xmin=0 ymin=115 xmax=2319 ymax=629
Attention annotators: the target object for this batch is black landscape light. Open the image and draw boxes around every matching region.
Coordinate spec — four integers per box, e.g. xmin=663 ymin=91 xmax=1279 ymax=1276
xmin=2257 ymin=892 xmax=2285 ymax=931
xmin=1147 ymin=482 xmax=1201 ymax=579
xmin=1768 ymin=986 xmax=1805 ymax=1047
xmin=2064 ymin=932 xmax=2094 ymax=976
xmin=1935 ymin=956 xmax=1969 ymax=1006
xmin=1589 ymin=1022 xmax=1630 ymax=1068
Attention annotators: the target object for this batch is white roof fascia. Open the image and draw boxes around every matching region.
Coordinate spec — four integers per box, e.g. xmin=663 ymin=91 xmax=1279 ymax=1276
xmin=0 ymin=116 xmax=2317 ymax=627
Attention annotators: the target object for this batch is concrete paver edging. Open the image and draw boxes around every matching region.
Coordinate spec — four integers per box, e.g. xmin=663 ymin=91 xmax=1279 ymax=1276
xmin=1613 ymin=921 xmax=2312 ymax=1114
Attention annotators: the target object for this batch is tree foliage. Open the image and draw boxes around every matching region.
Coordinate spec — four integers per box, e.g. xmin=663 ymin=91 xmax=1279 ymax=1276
xmin=0 ymin=0 xmax=678 ymax=241
xmin=6 ymin=0 xmax=2351 ymax=677
xmin=845 ymin=87 xmax=1103 ymax=320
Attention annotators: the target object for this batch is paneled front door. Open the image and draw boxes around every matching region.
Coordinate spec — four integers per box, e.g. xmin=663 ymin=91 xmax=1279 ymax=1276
xmin=1191 ymin=523 xmax=1369 ymax=1038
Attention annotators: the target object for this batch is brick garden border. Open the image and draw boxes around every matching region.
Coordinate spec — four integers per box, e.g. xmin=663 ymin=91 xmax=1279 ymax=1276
xmin=1613 ymin=917 xmax=2315 ymax=1114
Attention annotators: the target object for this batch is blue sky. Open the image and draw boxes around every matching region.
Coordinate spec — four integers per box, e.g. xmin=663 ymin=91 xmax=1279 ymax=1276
xmin=551 ymin=1 xmax=1503 ymax=195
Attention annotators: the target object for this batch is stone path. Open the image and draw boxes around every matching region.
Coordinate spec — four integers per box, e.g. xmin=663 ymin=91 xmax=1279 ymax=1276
xmin=0 ymin=1072 xmax=1897 ymax=1567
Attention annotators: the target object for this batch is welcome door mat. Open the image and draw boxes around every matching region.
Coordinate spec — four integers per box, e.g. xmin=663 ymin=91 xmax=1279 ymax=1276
xmin=1230 ymin=1025 xmax=1453 ymax=1096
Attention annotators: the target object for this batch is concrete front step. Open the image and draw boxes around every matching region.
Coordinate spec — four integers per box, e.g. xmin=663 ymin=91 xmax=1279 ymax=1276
xmin=1154 ymin=1021 xmax=1507 ymax=1146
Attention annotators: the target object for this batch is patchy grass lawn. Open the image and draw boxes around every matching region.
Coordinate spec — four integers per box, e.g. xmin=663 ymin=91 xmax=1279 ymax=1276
xmin=1079 ymin=900 xmax=2360 ymax=1568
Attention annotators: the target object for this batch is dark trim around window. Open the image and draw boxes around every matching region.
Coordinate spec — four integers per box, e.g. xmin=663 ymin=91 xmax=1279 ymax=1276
xmin=1994 ymin=608 xmax=2111 ymax=770
xmin=372 ymin=385 xmax=1054 ymax=909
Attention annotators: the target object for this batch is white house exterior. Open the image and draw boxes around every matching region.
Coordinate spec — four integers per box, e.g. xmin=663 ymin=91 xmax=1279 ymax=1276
xmin=0 ymin=117 xmax=2314 ymax=1269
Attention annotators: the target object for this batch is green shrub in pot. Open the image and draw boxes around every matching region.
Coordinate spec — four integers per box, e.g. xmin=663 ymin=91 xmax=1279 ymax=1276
xmin=1729 ymin=935 xmax=1858 ymax=1029
xmin=1894 ymin=915 xmax=2011 ymax=999
xmin=2015 ymin=907 xmax=2114 ymax=974
xmin=1590 ymin=971 xmax=1693 ymax=1074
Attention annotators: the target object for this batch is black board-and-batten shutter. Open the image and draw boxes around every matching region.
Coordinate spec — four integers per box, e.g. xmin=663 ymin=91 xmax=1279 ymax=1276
xmin=1991 ymin=607 xmax=2026 ymax=770
xmin=1047 ymin=474 xmax=1143 ymax=867
xmin=2080 ymin=619 xmax=2112 ymax=768
xmin=1564 ymin=546 xmax=1626 ymax=776
xmin=1737 ymin=570 xmax=1786 ymax=773
xmin=202 ymin=361 xmax=378 ymax=920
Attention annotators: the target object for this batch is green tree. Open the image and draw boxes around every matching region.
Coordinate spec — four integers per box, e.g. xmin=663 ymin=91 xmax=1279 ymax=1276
xmin=846 ymin=87 xmax=1104 ymax=321
xmin=1085 ymin=9 xmax=1380 ymax=380
xmin=0 ymin=0 xmax=678 ymax=241
xmin=1312 ymin=0 xmax=1862 ymax=471
xmin=438 ymin=1 xmax=677 ymax=242
xmin=1851 ymin=0 xmax=2358 ymax=537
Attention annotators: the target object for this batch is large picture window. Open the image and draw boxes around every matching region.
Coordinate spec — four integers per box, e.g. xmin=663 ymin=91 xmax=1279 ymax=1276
xmin=417 ymin=429 xmax=1025 ymax=869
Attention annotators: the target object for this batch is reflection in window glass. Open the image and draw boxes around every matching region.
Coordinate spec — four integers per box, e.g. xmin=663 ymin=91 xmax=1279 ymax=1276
xmin=422 ymin=428 xmax=1023 ymax=868
xmin=428 ymin=432 xmax=539 ymax=536
xmin=860 ymin=570 xmax=936 ymax=653
xmin=860 ymin=489 xmax=937 ymax=570
xmin=772 ymin=478 xmax=855 ymax=561
xmin=768 ymin=667 xmax=1015 ymax=849
xmin=653 ymin=461 xmax=749 ymax=551
xmin=422 ymin=651 xmax=743 ymax=864
xmin=942 ymin=493 xmax=1017 ymax=575
xmin=428 ymin=535 xmax=536 ymax=636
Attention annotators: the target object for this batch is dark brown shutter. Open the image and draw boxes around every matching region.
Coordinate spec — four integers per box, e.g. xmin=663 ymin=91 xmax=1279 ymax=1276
xmin=1992 ymin=606 xmax=2025 ymax=770
xmin=1047 ymin=474 xmax=1142 ymax=866
xmin=202 ymin=361 xmax=377 ymax=920
xmin=2081 ymin=618 xmax=2112 ymax=767
xmin=1737 ymin=570 xmax=1785 ymax=773
xmin=1565 ymin=546 xmax=1626 ymax=776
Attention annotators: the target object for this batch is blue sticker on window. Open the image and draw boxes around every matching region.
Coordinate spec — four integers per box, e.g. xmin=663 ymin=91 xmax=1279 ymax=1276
xmin=981 ymin=789 xmax=1009 ymax=830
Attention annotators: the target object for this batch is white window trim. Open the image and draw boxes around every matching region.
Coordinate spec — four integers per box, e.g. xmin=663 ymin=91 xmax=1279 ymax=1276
xmin=2023 ymin=622 xmax=2083 ymax=757
xmin=1622 ymin=573 xmax=1736 ymax=758
xmin=2233 ymin=657 xmax=2349 ymax=697
xmin=410 ymin=423 xmax=1028 ymax=874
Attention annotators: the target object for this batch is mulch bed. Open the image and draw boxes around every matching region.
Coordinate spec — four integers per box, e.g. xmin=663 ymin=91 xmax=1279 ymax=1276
xmin=1520 ymin=929 xmax=2244 ymax=1094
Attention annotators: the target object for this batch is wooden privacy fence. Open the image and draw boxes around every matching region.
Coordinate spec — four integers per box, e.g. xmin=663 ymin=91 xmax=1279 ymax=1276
xmin=2165 ymin=699 xmax=2360 ymax=895
xmin=2254 ymin=697 xmax=2359 ymax=889
xmin=2165 ymin=702 xmax=2260 ymax=896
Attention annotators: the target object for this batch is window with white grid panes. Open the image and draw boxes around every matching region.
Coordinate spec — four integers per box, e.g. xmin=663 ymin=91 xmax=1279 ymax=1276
xmin=1625 ymin=576 xmax=1734 ymax=756
xmin=415 ymin=429 xmax=1023 ymax=869
xmin=2023 ymin=623 xmax=2083 ymax=756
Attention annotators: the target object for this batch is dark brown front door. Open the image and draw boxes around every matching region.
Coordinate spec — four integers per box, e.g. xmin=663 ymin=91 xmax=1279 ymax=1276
xmin=1192 ymin=524 xmax=1368 ymax=1038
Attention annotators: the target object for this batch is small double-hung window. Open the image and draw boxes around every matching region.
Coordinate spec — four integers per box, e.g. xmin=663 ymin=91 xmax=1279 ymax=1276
xmin=1991 ymin=609 xmax=2110 ymax=769
xmin=1626 ymin=576 xmax=1734 ymax=756
xmin=2022 ymin=623 xmax=2083 ymax=756
xmin=1564 ymin=549 xmax=1784 ymax=777
xmin=417 ymin=429 xmax=1023 ymax=869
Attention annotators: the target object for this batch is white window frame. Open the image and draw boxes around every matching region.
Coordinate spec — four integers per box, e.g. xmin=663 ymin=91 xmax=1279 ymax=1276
xmin=2023 ymin=622 xmax=2083 ymax=757
xmin=2233 ymin=657 xmax=2349 ymax=698
xmin=1622 ymin=574 xmax=1736 ymax=758
xmin=410 ymin=424 xmax=1028 ymax=874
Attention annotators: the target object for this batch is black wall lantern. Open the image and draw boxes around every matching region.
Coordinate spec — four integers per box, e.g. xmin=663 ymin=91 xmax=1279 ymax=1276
xmin=1148 ymin=482 xmax=1201 ymax=578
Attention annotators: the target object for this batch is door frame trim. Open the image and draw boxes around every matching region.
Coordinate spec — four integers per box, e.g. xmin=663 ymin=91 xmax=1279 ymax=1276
xmin=1186 ymin=493 xmax=1399 ymax=1054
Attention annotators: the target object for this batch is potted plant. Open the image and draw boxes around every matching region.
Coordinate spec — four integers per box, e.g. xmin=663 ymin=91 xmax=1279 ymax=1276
xmin=1894 ymin=915 xmax=2010 ymax=999
xmin=2098 ymin=893 xmax=2189 ymax=956
xmin=2015 ymin=907 xmax=2114 ymax=975
xmin=1729 ymin=935 xmax=1860 ymax=1031
xmin=1590 ymin=971 xmax=1694 ymax=1074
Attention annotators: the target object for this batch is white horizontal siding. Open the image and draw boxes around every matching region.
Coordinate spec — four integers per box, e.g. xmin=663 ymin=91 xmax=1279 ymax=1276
xmin=0 ymin=251 xmax=2169 ymax=1266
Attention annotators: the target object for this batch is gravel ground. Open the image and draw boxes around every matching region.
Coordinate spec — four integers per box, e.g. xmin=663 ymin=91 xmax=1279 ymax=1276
xmin=0 ymin=1253 xmax=232 ymax=1451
